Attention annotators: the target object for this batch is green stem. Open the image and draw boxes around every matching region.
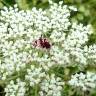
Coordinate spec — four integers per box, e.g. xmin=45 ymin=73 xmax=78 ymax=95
xmin=0 ymin=0 xmax=10 ymax=7
xmin=35 ymin=84 xmax=38 ymax=96
xmin=32 ymin=0 xmax=37 ymax=6
xmin=0 ymin=74 xmax=19 ymax=85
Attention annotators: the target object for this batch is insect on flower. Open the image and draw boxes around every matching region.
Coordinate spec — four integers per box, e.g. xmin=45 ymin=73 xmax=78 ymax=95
xmin=32 ymin=36 xmax=51 ymax=49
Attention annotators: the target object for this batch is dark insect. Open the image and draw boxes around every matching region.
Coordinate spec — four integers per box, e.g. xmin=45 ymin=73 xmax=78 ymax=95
xmin=32 ymin=37 xmax=51 ymax=49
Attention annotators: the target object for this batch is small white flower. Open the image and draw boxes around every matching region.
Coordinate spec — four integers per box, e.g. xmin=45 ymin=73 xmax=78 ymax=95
xmin=25 ymin=65 xmax=45 ymax=87
xmin=5 ymin=79 xmax=26 ymax=96
xmin=68 ymin=72 xmax=96 ymax=91
xmin=39 ymin=74 xmax=64 ymax=96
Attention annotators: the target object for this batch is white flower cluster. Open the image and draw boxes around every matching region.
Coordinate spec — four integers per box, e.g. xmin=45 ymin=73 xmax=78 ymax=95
xmin=84 ymin=44 xmax=96 ymax=64
xmin=5 ymin=79 xmax=26 ymax=96
xmin=39 ymin=74 xmax=64 ymax=96
xmin=62 ymin=23 xmax=92 ymax=66
xmin=68 ymin=72 xmax=96 ymax=91
xmin=25 ymin=65 xmax=45 ymax=87
xmin=0 ymin=0 xmax=95 ymax=95
xmin=48 ymin=1 xmax=71 ymax=31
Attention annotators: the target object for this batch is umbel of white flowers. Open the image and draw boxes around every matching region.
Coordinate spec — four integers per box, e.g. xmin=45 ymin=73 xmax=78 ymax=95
xmin=0 ymin=0 xmax=96 ymax=96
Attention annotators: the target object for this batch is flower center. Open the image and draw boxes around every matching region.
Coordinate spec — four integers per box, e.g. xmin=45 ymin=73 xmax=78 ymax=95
xmin=32 ymin=37 xmax=51 ymax=49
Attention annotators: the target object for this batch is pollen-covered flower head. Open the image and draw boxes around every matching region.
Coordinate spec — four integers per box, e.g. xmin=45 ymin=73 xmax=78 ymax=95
xmin=0 ymin=0 xmax=95 ymax=96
